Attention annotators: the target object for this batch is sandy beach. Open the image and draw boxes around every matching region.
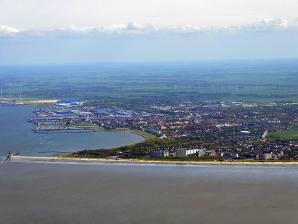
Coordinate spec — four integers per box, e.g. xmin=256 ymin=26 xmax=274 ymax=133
xmin=10 ymin=155 xmax=298 ymax=166
xmin=1 ymin=157 xmax=298 ymax=224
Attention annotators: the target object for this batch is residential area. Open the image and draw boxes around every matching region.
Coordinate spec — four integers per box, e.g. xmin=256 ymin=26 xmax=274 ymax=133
xmin=28 ymin=99 xmax=298 ymax=161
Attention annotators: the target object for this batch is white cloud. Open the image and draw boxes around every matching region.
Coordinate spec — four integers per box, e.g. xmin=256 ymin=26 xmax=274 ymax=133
xmin=0 ymin=25 xmax=21 ymax=35
xmin=100 ymin=24 xmax=127 ymax=33
xmin=99 ymin=22 xmax=155 ymax=33
xmin=223 ymin=18 xmax=298 ymax=34
xmin=256 ymin=18 xmax=289 ymax=29
xmin=166 ymin=24 xmax=205 ymax=33
xmin=61 ymin=25 xmax=95 ymax=33
xmin=32 ymin=22 xmax=156 ymax=36
xmin=1 ymin=0 xmax=298 ymax=30
xmin=1 ymin=19 xmax=298 ymax=37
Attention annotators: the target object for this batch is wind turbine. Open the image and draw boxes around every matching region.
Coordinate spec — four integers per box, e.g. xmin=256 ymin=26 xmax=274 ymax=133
xmin=19 ymin=87 xmax=23 ymax=103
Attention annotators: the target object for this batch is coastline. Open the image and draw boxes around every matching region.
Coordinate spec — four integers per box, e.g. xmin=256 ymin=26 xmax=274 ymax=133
xmin=1 ymin=102 xmax=296 ymax=166
xmin=10 ymin=155 xmax=298 ymax=166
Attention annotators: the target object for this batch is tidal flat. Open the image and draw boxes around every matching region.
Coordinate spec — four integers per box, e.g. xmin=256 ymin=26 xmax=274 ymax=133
xmin=1 ymin=162 xmax=298 ymax=224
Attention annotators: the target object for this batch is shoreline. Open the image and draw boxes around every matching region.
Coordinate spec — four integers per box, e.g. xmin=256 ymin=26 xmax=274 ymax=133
xmin=10 ymin=155 xmax=298 ymax=166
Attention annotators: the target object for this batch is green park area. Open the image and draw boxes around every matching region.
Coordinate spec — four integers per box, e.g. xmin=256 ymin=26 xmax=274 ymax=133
xmin=269 ymin=130 xmax=298 ymax=141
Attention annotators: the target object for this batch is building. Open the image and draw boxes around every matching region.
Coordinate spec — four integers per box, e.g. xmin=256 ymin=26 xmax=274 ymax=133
xmin=262 ymin=153 xmax=273 ymax=160
xmin=176 ymin=149 xmax=186 ymax=157
xmin=196 ymin=149 xmax=206 ymax=158
xmin=56 ymin=100 xmax=83 ymax=107
xmin=150 ymin=150 xmax=169 ymax=158
xmin=205 ymin=150 xmax=217 ymax=157
xmin=176 ymin=148 xmax=203 ymax=158
xmin=190 ymin=113 xmax=201 ymax=125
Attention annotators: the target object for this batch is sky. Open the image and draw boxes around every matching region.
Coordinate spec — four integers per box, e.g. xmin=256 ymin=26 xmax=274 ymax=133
xmin=0 ymin=0 xmax=298 ymax=64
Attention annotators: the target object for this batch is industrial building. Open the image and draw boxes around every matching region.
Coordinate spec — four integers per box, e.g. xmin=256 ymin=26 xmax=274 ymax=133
xmin=56 ymin=100 xmax=83 ymax=107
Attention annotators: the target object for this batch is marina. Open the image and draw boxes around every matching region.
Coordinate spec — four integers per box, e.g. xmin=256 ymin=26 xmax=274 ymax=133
xmin=0 ymin=104 xmax=145 ymax=156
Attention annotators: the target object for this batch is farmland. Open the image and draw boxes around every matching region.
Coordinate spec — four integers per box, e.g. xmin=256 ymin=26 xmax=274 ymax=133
xmin=1 ymin=59 xmax=298 ymax=106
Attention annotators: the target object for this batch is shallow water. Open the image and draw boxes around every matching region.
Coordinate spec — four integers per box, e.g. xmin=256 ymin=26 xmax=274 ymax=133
xmin=1 ymin=162 xmax=298 ymax=224
xmin=0 ymin=104 xmax=144 ymax=156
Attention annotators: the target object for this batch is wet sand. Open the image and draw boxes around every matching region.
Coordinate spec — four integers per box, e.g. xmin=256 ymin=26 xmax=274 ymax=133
xmin=1 ymin=162 xmax=298 ymax=224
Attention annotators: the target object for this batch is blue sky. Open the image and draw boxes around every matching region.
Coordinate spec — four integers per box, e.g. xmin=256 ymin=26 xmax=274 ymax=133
xmin=0 ymin=0 xmax=298 ymax=64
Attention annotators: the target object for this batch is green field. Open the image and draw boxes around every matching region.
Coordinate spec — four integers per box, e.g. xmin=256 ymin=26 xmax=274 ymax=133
xmin=268 ymin=131 xmax=298 ymax=141
xmin=1 ymin=60 xmax=298 ymax=104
